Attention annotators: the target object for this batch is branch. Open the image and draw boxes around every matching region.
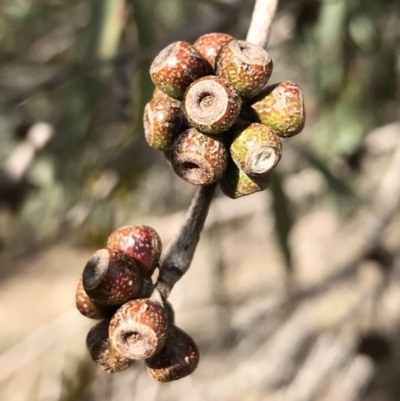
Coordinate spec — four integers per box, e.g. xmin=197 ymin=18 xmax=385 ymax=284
xmin=154 ymin=183 xmax=217 ymax=299
xmin=152 ymin=0 xmax=280 ymax=301
xmin=246 ymin=0 xmax=279 ymax=48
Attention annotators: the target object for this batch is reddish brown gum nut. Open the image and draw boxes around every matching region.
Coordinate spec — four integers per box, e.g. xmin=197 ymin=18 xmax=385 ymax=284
xmin=216 ymin=39 xmax=273 ymax=99
xmin=171 ymin=128 xmax=228 ymax=186
xmin=143 ymin=97 xmax=183 ymax=151
xmin=146 ymin=325 xmax=200 ymax=382
xmin=193 ymin=32 xmax=234 ymax=71
xmin=150 ymin=41 xmax=209 ymax=100
xmin=182 ymin=75 xmax=242 ymax=134
xmin=230 ymin=123 xmax=282 ymax=175
xmin=86 ymin=319 xmax=134 ymax=373
xmin=109 ymin=298 xmax=168 ymax=360
xmin=219 ymin=158 xmax=271 ymax=199
xmin=76 ymin=276 xmax=118 ymax=319
xmin=82 ymin=248 xmax=142 ymax=305
xmin=106 ymin=225 xmax=162 ymax=277
xmin=250 ymin=81 xmax=305 ymax=138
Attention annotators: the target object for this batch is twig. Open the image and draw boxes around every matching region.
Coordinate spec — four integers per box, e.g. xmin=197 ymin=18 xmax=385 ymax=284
xmin=151 ymin=0 xmax=281 ymax=302
xmin=246 ymin=0 xmax=279 ymax=48
xmin=155 ymin=184 xmax=217 ymax=299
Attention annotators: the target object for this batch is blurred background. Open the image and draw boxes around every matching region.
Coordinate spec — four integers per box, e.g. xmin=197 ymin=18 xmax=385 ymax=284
xmin=0 ymin=0 xmax=400 ymax=400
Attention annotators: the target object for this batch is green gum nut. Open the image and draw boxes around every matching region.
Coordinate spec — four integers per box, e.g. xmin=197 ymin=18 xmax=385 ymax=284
xmin=219 ymin=158 xmax=271 ymax=199
xmin=230 ymin=123 xmax=282 ymax=175
xmin=250 ymin=81 xmax=305 ymax=138
xmin=215 ymin=39 xmax=273 ymax=99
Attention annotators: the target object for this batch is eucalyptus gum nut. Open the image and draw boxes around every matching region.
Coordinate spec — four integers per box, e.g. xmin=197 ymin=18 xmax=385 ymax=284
xmin=183 ymin=76 xmax=242 ymax=134
xmin=215 ymin=39 xmax=273 ymax=99
xmin=250 ymin=81 xmax=305 ymax=138
xmin=219 ymin=159 xmax=271 ymax=199
xmin=171 ymin=128 xmax=228 ymax=186
xmin=109 ymin=298 xmax=168 ymax=360
xmin=76 ymin=276 xmax=118 ymax=319
xmin=146 ymin=325 xmax=199 ymax=382
xmin=150 ymin=41 xmax=209 ymax=100
xmin=193 ymin=33 xmax=234 ymax=71
xmin=230 ymin=123 xmax=282 ymax=175
xmin=143 ymin=98 xmax=183 ymax=151
xmin=107 ymin=225 xmax=162 ymax=277
xmin=83 ymin=248 xmax=142 ymax=306
xmin=86 ymin=319 xmax=134 ymax=373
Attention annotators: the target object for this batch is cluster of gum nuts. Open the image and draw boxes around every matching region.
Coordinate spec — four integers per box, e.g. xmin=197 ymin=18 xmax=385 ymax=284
xmin=76 ymin=225 xmax=199 ymax=382
xmin=76 ymin=33 xmax=307 ymax=383
xmin=145 ymin=32 xmax=305 ymax=198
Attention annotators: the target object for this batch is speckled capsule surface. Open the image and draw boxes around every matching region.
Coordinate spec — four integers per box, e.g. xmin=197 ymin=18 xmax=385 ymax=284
xmin=216 ymin=39 xmax=273 ymax=99
xmin=106 ymin=225 xmax=162 ymax=277
xmin=219 ymin=158 xmax=271 ymax=199
xmin=83 ymin=248 xmax=142 ymax=305
xmin=152 ymin=87 xmax=176 ymax=101
xmin=143 ymin=97 xmax=183 ymax=151
xmin=86 ymin=319 xmax=134 ymax=373
xmin=230 ymin=123 xmax=282 ymax=175
xmin=109 ymin=298 xmax=168 ymax=360
xmin=183 ymin=75 xmax=242 ymax=134
xmin=76 ymin=276 xmax=118 ymax=319
xmin=193 ymin=32 xmax=234 ymax=71
xmin=150 ymin=41 xmax=209 ymax=100
xmin=146 ymin=325 xmax=199 ymax=382
xmin=250 ymin=81 xmax=305 ymax=137
xmin=171 ymin=128 xmax=228 ymax=186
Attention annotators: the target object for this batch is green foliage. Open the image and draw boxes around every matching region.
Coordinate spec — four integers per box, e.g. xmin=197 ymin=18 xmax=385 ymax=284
xmin=270 ymin=172 xmax=294 ymax=274
xmin=295 ymin=0 xmax=399 ymax=159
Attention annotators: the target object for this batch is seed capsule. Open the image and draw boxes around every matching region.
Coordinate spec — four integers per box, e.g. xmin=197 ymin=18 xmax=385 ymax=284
xmin=230 ymin=123 xmax=282 ymax=175
xmin=216 ymin=39 xmax=273 ymax=99
xmin=183 ymin=75 xmax=242 ymax=135
xmin=143 ymin=97 xmax=183 ymax=151
xmin=109 ymin=298 xmax=168 ymax=360
xmin=193 ymin=32 xmax=234 ymax=71
xmin=83 ymin=248 xmax=142 ymax=305
xmin=150 ymin=41 xmax=209 ymax=100
xmin=76 ymin=276 xmax=118 ymax=319
xmin=106 ymin=225 xmax=162 ymax=278
xmin=86 ymin=319 xmax=134 ymax=373
xmin=146 ymin=325 xmax=199 ymax=382
xmin=171 ymin=128 xmax=228 ymax=186
xmin=219 ymin=158 xmax=271 ymax=199
xmin=250 ymin=81 xmax=305 ymax=137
